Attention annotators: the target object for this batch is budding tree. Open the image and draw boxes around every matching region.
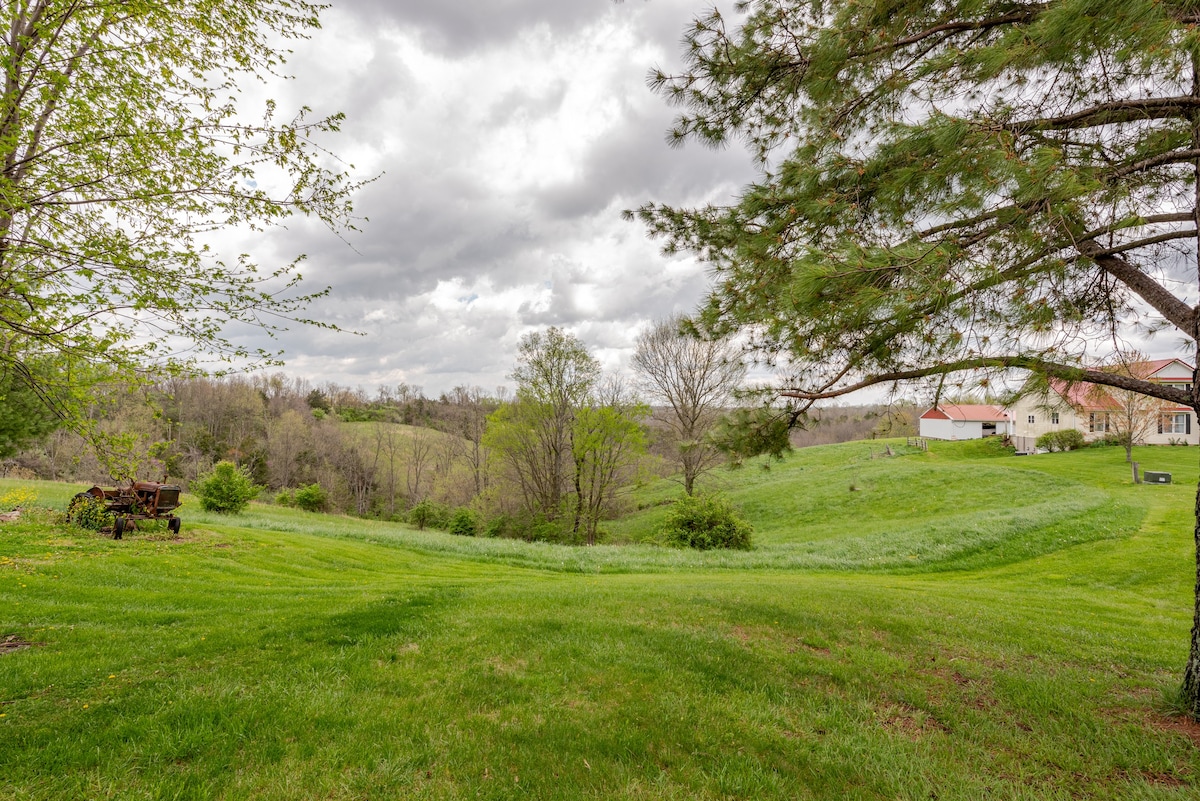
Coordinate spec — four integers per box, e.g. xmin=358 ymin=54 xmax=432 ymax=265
xmin=0 ymin=0 xmax=362 ymax=435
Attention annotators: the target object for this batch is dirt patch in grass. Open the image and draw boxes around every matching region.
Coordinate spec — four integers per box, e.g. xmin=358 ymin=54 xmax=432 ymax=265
xmin=1152 ymin=714 xmax=1200 ymax=748
xmin=1121 ymin=768 xmax=1190 ymax=788
xmin=0 ymin=634 xmax=41 ymax=654
xmin=878 ymin=701 xmax=948 ymax=739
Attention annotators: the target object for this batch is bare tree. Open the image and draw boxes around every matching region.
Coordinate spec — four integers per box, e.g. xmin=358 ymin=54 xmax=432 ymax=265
xmin=1090 ymin=356 xmax=1173 ymax=463
xmin=265 ymin=409 xmax=312 ymax=489
xmin=405 ymin=426 xmax=435 ymax=505
xmin=375 ymin=424 xmax=400 ymax=518
xmin=438 ymin=385 xmax=496 ymax=497
xmin=632 ymin=316 xmax=745 ymax=495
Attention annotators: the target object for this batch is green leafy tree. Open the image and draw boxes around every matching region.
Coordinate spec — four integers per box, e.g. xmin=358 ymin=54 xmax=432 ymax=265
xmin=636 ymin=0 xmax=1200 ymax=715
xmin=570 ymin=381 xmax=649 ymax=545
xmin=0 ymin=1 xmax=361 ymax=432
xmin=194 ymin=460 xmax=258 ymax=514
xmin=485 ymin=328 xmax=600 ymax=524
xmin=0 ymin=366 xmax=59 ymax=457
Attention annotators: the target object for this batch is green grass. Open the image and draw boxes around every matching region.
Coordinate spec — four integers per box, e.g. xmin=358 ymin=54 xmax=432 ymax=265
xmin=2 ymin=440 xmax=1200 ymax=798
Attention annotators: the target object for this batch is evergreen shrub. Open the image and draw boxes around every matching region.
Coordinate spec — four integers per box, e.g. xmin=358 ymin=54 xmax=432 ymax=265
xmin=660 ymin=494 xmax=753 ymax=550
xmin=448 ymin=507 xmax=478 ymax=536
xmin=293 ymin=483 xmax=327 ymax=513
xmin=194 ymin=461 xmax=259 ymax=513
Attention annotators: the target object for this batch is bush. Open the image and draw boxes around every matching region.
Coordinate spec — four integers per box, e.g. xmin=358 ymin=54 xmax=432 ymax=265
xmin=448 ymin=507 xmax=478 ymax=537
xmin=274 ymin=489 xmax=295 ymax=507
xmin=293 ymin=483 xmax=327 ymax=513
xmin=67 ymin=493 xmax=113 ymax=531
xmin=1085 ymin=432 xmax=1128 ymax=449
xmin=1035 ymin=429 xmax=1086 ymax=453
xmin=407 ymin=499 xmax=449 ymax=530
xmin=483 ymin=514 xmax=516 ymax=538
xmin=193 ymin=461 xmax=259 ymax=514
xmin=660 ymin=494 xmax=753 ymax=550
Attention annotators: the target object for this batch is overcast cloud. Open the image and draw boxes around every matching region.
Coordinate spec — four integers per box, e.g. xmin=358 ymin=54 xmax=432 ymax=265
xmin=227 ymin=0 xmax=756 ymax=397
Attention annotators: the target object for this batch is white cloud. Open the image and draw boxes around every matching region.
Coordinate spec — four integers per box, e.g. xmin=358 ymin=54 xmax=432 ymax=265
xmin=213 ymin=0 xmax=758 ymax=397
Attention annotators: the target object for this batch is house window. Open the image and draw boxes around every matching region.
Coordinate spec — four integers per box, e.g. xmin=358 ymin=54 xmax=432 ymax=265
xmin=1161 ymin=412 xmax=1192 ymax=435
xmin=1027 ymin=415 xmax=1035 ymax=424
xmin=1089 ymin=412 xmax=1110 ymax=433
xmin=1051 ymin=412 xmax=1059 ymax=425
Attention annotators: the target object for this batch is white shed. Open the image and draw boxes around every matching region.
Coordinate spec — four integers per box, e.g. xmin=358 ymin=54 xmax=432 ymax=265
xmin=919 ymin=404 xmax=1012 ymax=440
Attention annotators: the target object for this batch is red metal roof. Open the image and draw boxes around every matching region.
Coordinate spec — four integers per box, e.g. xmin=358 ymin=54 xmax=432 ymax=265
xmin=1129 ymin=358 xmax=1192 ymax=377
xmin=1048 ymin=379 xmax=1122 ymax=410
xmin=920 ymin=404 xmax=1009 ymax=422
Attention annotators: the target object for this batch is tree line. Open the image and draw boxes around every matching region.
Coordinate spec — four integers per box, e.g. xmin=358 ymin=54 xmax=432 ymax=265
xmin=2 ymin=321 xmax=916 ymax=540
xmin=0 ymin=323 xmax=746 ymax=540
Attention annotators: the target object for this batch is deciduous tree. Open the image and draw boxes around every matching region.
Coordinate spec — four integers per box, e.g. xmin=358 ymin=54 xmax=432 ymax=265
xmin=486 ymin=328 xmax=601 ymax=523
xmin=571 ymin=378 xmax=648 ymax=545
xmin=0 ymin=0 xmax=360 ymax=428
xmin=635 ymin=0 xmax=1200 ymax=714
xmin=633 ymin=315 xmax=744 ymax=494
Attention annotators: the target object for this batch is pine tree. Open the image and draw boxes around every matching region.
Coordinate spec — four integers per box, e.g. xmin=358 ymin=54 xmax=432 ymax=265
xmin=635 ymin=0 xmax=1200 ymax=715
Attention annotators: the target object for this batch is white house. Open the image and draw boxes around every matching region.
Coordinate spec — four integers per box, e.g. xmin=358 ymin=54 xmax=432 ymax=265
xmin=1006 ymin=358 xmax=1198 ymax=449
xmin=918 ymin=404 xmax=1012 ymax=440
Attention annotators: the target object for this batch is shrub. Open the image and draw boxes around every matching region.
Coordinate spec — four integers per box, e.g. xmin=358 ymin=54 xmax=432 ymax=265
xmin=193 ymin=461 xmax=259 ymax=513
xmin=293 ymin=483 xmax=327 ymax=513
xmin=1087 ymin=433 xmax=1124 ymax=448
xmin=1057 ymin=429 xmax=1085 ymax=450
xmin=275 ymin=489 xmax=295 ymax=507
xmin=1036 ymin=429 xmax=1086 ymax=453
xmin=483 ymin=514 xmax=514 ymax=538
xmin=448 ymin=507 xmax=478 ymax=537
xmin=660 ymin=494 xmax=753 ymax=550
xmin=407 ymin=499 xmax=449 ymax=530
xmin=68 ymin=493 xmax=113 ymax=531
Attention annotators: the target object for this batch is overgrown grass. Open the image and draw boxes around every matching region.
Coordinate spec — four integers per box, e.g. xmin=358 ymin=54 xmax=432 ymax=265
xmin=2 ymin=439 xmax=1199 ymax=798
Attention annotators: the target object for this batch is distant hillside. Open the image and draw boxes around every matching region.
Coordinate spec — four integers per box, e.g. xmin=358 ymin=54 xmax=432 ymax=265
xmin=788 ymin=403 xmax=919 ymax=447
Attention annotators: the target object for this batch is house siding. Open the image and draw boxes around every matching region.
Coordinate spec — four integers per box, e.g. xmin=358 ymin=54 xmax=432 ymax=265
xmin=919 ymin=418 xmax=986 ymax=440
xmin=1006 ymin=358 xmax=1200 ymax=447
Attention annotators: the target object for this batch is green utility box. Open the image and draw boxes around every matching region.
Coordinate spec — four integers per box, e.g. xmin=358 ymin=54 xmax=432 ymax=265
xmin=1143 ymin=471 xmax=1172 ymax=484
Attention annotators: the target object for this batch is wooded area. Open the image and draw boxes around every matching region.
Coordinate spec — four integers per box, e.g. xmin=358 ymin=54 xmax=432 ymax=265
xmin=0 ymin=367 xmax=911 ymax=539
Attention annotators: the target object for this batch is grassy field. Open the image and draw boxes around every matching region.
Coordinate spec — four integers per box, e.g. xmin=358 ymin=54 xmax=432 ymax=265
xmin=2 ymin=439 xmax=1199 ymax=799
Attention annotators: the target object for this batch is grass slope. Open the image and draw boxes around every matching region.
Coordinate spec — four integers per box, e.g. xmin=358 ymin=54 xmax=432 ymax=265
xmin=1 ymin=440 xmax=1198 ymax=799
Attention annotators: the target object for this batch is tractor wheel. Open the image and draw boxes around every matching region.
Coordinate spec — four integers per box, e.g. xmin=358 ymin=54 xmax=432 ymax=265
xmin=168 ymin=517 xmax=181 ymax=535
xmin=113 ymin=517 xmax=125 ymax=540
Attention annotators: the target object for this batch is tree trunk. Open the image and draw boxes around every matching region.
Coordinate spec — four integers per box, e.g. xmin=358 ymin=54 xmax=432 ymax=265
xmin=1186 ymin=50 xmax=1200 ymax=717
xmin=1181 ymin=466 xmax=1200 ymax=716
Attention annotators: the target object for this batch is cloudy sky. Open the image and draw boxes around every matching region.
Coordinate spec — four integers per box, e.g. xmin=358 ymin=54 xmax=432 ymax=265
xmin=233 ymin=0 xmax=757 ymax=398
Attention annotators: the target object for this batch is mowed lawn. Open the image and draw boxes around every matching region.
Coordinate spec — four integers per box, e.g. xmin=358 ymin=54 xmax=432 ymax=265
xmin=1 ymin=440 xmax=1199 ymax=799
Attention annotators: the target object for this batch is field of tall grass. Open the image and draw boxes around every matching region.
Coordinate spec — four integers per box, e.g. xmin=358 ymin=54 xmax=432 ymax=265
xmin=1 ymin=439 xmax=1198 ymax=799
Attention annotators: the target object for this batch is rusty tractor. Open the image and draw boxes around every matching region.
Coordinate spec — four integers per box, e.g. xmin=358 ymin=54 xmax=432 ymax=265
xmin=69 ymin=482 xmax=183 ymax=539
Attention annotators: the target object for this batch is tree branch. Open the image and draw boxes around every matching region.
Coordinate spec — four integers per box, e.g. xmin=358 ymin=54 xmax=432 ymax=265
xmin=1076 ymin=241 xmax=1196 ymax=332
xmin=779 ymin=356 xmax=1193 ymax=406
xmin=1005 ymin=97 xmax=1200 ymax=133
